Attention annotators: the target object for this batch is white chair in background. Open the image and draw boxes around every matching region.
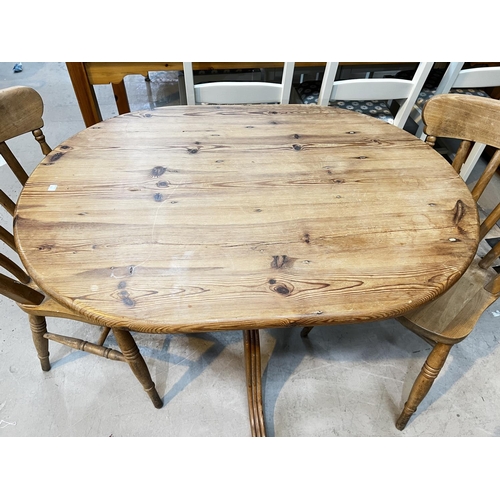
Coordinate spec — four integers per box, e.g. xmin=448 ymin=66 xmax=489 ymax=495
xmin=410 ymin=63 xmax=500 ymax=180
xmin=310 ymin=61 xmax=434 ymax=128
xmin=183 ymin=62 xmax=295 ymax=105
xmin=177 ymin=66 xmax=264 ymax=104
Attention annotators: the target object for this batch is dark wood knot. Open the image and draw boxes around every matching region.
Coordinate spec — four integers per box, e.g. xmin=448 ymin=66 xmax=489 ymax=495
xmin=50 ymin=152 xmax=64 ymax=162
xmin=268 ymin=280 xmax=294 ymax=296
xmin=118 ymin=287 xmax=136 ymax=307
xmin=272 ymin=255 xmax=289 ymax=268
xmin=37 ymin=244 xmax=53 ymax=251
xmin=275 ymin=285 xmax=290 ymax=295
xmin=152 ymin=166 xmax=167 ymax=177
xmin=452 ymin=199 xmax=466 ymax=225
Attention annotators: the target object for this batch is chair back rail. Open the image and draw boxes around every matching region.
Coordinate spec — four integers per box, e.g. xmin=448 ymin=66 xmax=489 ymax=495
xmin=317 ymin=61 xmax=433 ymax=128
xmin=453 ymin=66 xmax=500 ymax=89
xmin=422 ymin=93 xmax=500 ymax=150
xmin=430 ymin=64 xmax=500 ymax=99
xmin=329 ymin=79 xmax=417 ymax=101
xmin=183 ymin=62 xmax=295 ymax=105
xmin=0 ymin=86 xmax=45 ymax=142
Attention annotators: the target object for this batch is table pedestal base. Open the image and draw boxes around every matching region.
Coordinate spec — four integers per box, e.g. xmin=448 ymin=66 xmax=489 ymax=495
xmin=243 ymin=329 xmax=266 ymax=437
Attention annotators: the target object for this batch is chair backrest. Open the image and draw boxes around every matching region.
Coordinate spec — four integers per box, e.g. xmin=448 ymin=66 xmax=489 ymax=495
xmin=422 ymin=93 xmax=500 ymax=295
xmin=317 ymin=62 xmax=434 ymax=127
xmin=0 ymin=86 xmax=52 ymax=298
xmin=434 ymin=63 xmax=500 ymax=95
xmin=183 ymin=62 xmax=295 ymax=105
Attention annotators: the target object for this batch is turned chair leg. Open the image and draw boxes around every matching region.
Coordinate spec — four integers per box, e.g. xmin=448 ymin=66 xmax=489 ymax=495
xmin=29 ymin=314 xmax=51 ymax=371
xmin=396 ymin=342 xmax=453 ymax=431
xmin=96 ymin=326 xmax=111 ymax=346
xmin=112 ymin=327 xmax=163 ymax=409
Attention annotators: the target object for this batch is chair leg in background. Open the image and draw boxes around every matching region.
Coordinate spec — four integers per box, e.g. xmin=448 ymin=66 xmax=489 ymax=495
xmin=300 ymin=326 xmax=313 ymax=338
xmin=112 ymin=327 xmax=163 ymax=409
xmin=96 ymin=326 xmax=111 ymax=346
xmin=396 ymin=342 xmax=452 ymax=430
xmin=29 ymin=314 xmax=51 ymax=371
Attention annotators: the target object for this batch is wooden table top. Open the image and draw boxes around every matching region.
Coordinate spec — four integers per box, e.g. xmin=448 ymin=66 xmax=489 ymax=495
xmin=14 ymin=105 xmax=479 ymax=334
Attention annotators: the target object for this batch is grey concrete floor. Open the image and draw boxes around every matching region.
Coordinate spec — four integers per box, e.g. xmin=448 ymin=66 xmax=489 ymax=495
xmin=1 ymin=62 xmax=500 ymax=438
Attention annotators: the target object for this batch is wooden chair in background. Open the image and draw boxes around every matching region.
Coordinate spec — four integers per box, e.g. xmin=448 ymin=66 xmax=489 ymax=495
xmin=410 ymin=63 xmax=500 ymax=180
xmin=301 ymin=93 xmax=500 ymax=430
xmin=182 ymin=62 xmax=295 ymax=105
xmin=295 ymin=62 xmax=433 ymax=128
xmin=0 ymin=86 xmax=163 ymax=409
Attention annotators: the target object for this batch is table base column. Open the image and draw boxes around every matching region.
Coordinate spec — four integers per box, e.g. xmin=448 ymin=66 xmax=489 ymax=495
xmin=243 ymin=329 xmax=266 ymax=437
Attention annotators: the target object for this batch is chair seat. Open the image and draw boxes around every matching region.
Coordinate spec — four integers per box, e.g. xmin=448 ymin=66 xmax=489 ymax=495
xmin=397 ymin=254 xmax=497 ymax=344
xmin=415 ymin=86 xmax=491 ymax=111
xmin=295 ymin=81 xmax=395 ymax=123
xmin=19 ymin=292 xmax=103 ymax=324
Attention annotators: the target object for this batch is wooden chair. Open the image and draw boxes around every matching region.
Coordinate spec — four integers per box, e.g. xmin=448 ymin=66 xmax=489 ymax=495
xmin=410 ymin=63 xmax=500 ymax=180
xmin=0 ymin=86 xmax=163 ymax=409
xmin=182 ymin=62 xmax=295 ymax=105
xmin=301 ymin=93 xmax=500 ymax=430
xmin=295 ymin=62 xmax=433 ymax=128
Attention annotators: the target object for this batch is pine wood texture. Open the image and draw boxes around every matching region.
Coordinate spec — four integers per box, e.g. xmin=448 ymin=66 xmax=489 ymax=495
xmin=14 ymin=104 xmax=479 ymax=336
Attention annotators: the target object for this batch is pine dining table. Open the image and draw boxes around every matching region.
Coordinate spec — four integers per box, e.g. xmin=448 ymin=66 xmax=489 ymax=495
xmin=14 ymin=104 xmax=479 ymax=437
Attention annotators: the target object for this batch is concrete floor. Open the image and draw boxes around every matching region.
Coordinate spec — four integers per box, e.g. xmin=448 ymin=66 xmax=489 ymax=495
xmin=1 ymin=62 xmax=500 ymax=437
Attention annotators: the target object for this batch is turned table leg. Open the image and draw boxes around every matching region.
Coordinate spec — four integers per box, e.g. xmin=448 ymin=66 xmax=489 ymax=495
xmin=112 ymin=327 xmax=163 ymax=409
xmin=243 ymin=329 xmax=266 ymax=437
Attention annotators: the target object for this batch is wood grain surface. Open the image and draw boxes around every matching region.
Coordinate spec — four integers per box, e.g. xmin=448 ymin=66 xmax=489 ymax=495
xmin=14 ymin=105 xmax=479 ymax=334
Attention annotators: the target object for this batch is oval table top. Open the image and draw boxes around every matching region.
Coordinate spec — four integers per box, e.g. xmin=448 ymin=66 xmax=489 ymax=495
xmin=14 ymin=104 xmax=479 ymax=334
